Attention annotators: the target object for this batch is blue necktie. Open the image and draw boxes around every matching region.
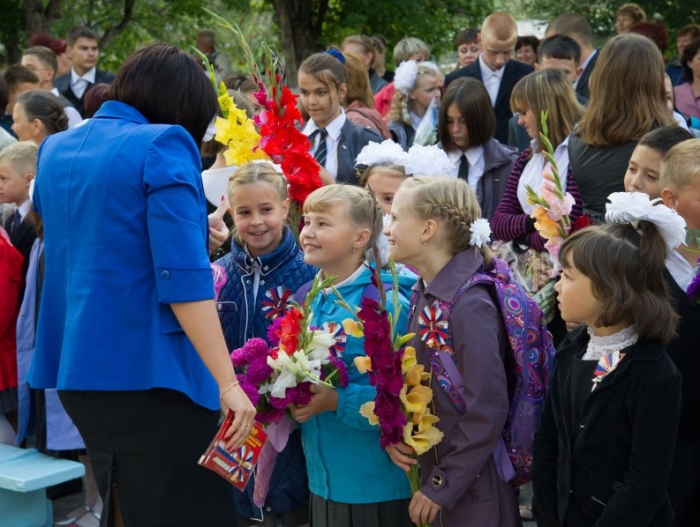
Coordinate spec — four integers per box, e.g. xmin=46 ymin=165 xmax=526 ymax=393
xmin=10 ymin=209 xmax=21 ymax=236
xmin=313 ymin=129 xmax=328 ymax=167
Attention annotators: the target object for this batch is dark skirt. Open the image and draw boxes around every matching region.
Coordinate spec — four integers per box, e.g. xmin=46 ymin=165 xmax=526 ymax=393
xmin=0 ymin=386 xmax=17 ymax=414
xmin=309 ymin=493 xmax=412 ymax=527
xmin=59 ymin=388 xmax=237 ymax=527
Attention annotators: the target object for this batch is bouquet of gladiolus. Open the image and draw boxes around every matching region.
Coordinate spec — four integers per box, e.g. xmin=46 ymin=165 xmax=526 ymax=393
xmin=344 ymin=256 xmax=443 ymax=521
xmin=523 ymin=111 xmax=576 ymax=264
xmin=204 ymin=8 xmax=323 ymax=239
xmin=229 ymin=273 xmax=349 ymax=425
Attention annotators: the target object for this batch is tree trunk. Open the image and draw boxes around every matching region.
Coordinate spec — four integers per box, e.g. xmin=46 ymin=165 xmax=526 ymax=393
xmin=22 ymin=0 xmax=62 ymax=36
xmin=98 ymin=0 xmax=136 ymax=50
xmin=271 ymin=0 xmax=327 ymax=88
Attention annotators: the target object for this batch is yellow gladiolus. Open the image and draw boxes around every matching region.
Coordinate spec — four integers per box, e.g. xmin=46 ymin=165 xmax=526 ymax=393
xmin=354 ymin=356 xmax=373 ymax=374
xmin=417 ymin=412 xmax=440 ymax=432
xmin=401 ymin=346 xmax=417 ymax=373
xmin=400 ymin=384 xmax=433 ymax=414
xmin=403 ymin=422 xmax=444 ymax=455
xmin=218 ymin=92 xmax=234 ymax=114
xmin=342 ymin=318 xmax=364 ymax=338
xmin=360 ymin=401 xmax=379 ymax=425
xmin=405 ymin=364 xmax=425 ymax=387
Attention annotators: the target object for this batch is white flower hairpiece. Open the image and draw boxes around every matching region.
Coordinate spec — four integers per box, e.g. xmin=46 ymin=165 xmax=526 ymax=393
xmin=403 ymin=144 xmax=458 ymax=178
xmin=605 ymin=192 xmax=687 ymax=250
xmin=365 ymin=213 xmax=392 ymax=267
xmin=393 ymin=60 xmax=419 ymax=94
xmin=250 ymin=159 xmax=284 ymax=174
xmin=356 ymin=140 xmax=408 ymax=167
xmin=469 ymin=218 xmax=491 ymax=247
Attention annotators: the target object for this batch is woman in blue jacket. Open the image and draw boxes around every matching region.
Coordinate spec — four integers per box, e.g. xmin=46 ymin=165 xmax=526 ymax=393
xmin=29 ymin=44 xmax=255 ymax=526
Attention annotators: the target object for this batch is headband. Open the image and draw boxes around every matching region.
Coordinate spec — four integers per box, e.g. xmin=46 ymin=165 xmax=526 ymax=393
xmin=324 ymin=47 xmax=346 ymax=64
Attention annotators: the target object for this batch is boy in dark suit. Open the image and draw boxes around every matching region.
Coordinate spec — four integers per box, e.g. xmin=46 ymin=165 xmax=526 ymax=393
xmin=445 ymin=12 xmax=533 ymax=144
xmin=0 ymin=141 xmax=38 ymax=301
xmin=53 ymin=27 xmax=115 ymax=118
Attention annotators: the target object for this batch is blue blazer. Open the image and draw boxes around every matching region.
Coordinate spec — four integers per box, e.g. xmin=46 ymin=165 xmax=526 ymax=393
xmin=29 ymin=101 xmax=220 ymax=410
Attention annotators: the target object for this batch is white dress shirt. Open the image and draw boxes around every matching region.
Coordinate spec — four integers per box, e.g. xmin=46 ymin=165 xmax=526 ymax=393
xmin=446 ymin=146 xmax=485 ymax=195
xmin=70 ymin=67 xmax=97 ymax=100
xmin=302 ymin=108 xmax=347 ymax=180
xmin=479 ymin=55 xmax=506 ymax=106
xmin=666 ymin=249 xmax=697 ymax=291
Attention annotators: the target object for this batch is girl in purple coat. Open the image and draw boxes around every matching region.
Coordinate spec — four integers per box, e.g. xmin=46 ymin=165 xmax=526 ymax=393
xmin=384 ymin=176 xmax=520 ymax=527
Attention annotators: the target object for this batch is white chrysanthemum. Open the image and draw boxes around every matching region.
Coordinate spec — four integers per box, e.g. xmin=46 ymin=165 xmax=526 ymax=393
xmin=469 ymin=218 xmax=492 ymax=247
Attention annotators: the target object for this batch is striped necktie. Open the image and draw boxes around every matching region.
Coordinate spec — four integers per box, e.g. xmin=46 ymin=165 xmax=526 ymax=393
xmin=313 ymin=128 xmax=328 ymax=167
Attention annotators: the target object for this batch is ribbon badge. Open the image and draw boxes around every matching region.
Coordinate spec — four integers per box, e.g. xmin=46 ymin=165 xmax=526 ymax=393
xmin=418 ymin=304 xmax=448 ymax=350
xmin=321 ymin=321 xmax=347 ymax=357
xmin=262 ymin=286 xmax=292 ymax=320
xmin=229 ymin=444 xmax=255 ymax=483
xmin=591 ymin=351 xmax=625 ymax=392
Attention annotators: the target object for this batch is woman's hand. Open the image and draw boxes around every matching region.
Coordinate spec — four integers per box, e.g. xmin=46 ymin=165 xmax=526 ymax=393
xmin=409 ymin=490 xmax=442 ymax=525
xmin=208 ymin=196 xmax=230 ymax=254
xmin=220 ymin=383 xmax=256 ymax=451
xmin=289 ymin=384 xmax=338 ymax=423
xmin=386 ymin=441 xmax=418 ymax=472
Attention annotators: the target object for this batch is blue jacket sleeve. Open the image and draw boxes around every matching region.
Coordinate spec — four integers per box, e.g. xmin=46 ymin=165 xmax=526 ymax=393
xmin=142 ymin=126 xmax=214 ymax=304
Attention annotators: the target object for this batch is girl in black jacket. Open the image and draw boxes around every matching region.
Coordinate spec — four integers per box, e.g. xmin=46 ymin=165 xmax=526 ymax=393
xmin=533 ymin=193 xmax=684 ymax=527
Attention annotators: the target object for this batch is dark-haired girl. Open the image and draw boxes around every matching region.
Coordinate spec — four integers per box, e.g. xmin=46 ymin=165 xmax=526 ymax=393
xmin=298 ymin=52 xmax=381 ymax=186
xmin=533 ymin=193 xmax=684 ymax=527
xmin=438 ymin=77 xmax=517 ymax=221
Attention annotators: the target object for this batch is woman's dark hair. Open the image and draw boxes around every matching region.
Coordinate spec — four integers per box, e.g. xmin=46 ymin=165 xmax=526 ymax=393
xmin=559 ymin=221 xmax=678 ymax=344
xmin=83 ymin=83 xmax=111 ymax=118
xmin=456 ymin=28 xmax=480 ymax=47
xmin=438 ymin=77 xmax=495 ymax=151
xmin=110 ymin=44 xmax=218 ymax=145
xmin=681 ymin=38 xmax=700 ymax=84
xmin=16 ymin=90 xmax=68 ymax=135
xmin=516 ymin=35 xmax=540 ymax=53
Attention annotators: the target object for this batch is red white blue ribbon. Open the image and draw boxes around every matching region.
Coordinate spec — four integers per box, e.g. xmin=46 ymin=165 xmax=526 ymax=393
xmin=418 ymin=305 xmax=448 ymax=349
xmin=321 ymin=321 xmax=346 ymax=357
xmin=262 ymin=286 xmax=292 ymax=320
xmin=591 ymin=351 xmax=625 ymax=391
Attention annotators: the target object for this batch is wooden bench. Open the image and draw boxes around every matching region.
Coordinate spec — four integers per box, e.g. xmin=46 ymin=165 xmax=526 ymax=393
xmin=0 ymin=443 xmax=85 ymax=527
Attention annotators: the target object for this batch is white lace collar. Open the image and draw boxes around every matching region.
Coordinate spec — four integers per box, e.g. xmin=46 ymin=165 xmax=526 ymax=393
xmin=582 ymin=325 xmax=638 ymax=361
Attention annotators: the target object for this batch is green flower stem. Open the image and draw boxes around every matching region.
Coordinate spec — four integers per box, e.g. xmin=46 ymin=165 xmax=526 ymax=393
xmin=407 ymin=464 xmax=429 ymax=527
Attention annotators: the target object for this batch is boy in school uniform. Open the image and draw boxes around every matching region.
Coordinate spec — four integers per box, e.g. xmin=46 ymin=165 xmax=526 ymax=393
xmin=0 ymin=141 xmax=38 ymax=300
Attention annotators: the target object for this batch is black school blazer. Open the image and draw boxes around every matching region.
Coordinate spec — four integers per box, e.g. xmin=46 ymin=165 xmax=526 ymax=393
xmin=532 ymin=326 xmax=681 ymax=527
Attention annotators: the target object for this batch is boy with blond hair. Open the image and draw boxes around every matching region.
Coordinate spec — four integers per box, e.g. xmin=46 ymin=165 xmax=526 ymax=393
xmin=445 ymin=12 xmax=533 ymax=144
xmin=0 ymin=141 xmax=38 ymax=297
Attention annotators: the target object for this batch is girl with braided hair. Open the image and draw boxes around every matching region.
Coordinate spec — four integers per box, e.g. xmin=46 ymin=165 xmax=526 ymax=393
xmin=384 ymin=176 xmax=521 ymax=526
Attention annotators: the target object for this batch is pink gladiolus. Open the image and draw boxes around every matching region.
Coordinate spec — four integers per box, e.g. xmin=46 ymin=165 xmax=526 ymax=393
xmin=546 ymin=197 xmax=566 ymax=222
xmin=545 ymin=236 xmax=564 ymax=263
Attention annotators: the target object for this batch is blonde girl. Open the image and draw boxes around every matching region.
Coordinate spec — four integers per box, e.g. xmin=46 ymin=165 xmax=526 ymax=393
xmin=291 ymin=184 xmax=416 ymax=527
xmin=387 ymin=61 xmax=443 ymax=150
xmin=533 ymin=196 xmax=683 ymax=526
xmin=215 ymin=161 xmax=317 ymax=527
xmin=359 ymin=163 xmax=407 ymax=215
xmin=298 ymin=52 xmax=381 ymax=185
xmin=384 ymin=177 xmax=520 ymax=526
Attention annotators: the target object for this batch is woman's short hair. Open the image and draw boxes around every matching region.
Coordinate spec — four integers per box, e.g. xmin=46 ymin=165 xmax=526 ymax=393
xmin=16 ymin=90 xmax=68 ymax=135
xmin=343 ymin=52 xmax=375 ymax=109
xmin=516 ymin=35 xmax=540 ymax=53
xmin=615 ymin=3 xmax=646 ymax=24
xmin=578 ymin=34 xmax=675 ymax=147
xmin=438 ymin=77 xmax=495 ymax=150
xmin=392 ymin=37 xmax=430 ymax=67
xmin=681 ymin=39 xmax=700 ymax=84
xmin=510 ymin=68 xmax=584 ymax=152
xmin=629 ymin=22 xmax=669 ymax=54
xmin=456 ymin=28 xmax=480 ymax=48
xmin=109 ymin=44 xmax=218 ymax=146
xmin=559 ymin=221 xmax=677 ymax=344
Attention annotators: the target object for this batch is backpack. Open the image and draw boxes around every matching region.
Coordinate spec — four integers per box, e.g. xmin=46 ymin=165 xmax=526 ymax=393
xmin=410 ymin=257 xmax=555 ymax=486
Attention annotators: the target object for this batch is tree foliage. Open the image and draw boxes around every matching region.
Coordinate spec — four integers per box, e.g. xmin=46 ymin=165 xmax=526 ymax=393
xmin=517 ymin=0 xmax=699 ymax=42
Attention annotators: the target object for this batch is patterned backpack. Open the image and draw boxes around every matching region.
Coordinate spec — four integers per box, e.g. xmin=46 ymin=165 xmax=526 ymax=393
xmin=411 ymin=257 xmax=555 ymax=486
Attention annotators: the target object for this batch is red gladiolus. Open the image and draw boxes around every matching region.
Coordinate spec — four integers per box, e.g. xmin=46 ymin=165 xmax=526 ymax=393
xmin=275 ymin=308 xmax=303 ymax=355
